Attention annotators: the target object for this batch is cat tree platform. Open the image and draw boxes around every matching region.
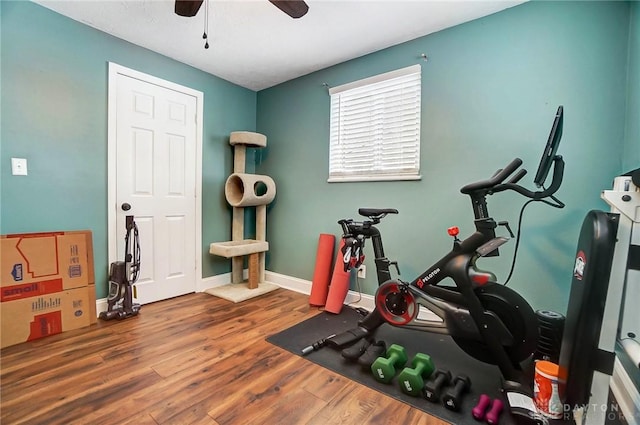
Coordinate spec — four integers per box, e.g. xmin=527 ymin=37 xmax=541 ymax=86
xmin=209 ymin=240 xmax=269 ymax=258
xmin=209 ymin=240 xmax=269 ymax=290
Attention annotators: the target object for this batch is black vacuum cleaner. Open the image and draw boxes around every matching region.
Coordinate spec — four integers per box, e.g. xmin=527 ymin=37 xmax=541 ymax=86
xmin=99 ymin=215 xmax=141 ymax=320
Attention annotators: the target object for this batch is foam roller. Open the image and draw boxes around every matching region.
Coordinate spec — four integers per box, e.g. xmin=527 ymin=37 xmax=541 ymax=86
xmin=309 ymin=234 xmax=335 ymax=307
xmin=325 ymin=238 xmax=350 ymax=314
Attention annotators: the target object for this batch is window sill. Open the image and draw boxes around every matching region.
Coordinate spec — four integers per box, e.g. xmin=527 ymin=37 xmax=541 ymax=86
xmin=327 ymin=175 xmax=422 ymax=183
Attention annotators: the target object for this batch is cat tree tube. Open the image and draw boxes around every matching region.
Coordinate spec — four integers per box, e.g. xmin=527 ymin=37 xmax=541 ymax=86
xmin=209 ymin=131 xmax=277 ymax=298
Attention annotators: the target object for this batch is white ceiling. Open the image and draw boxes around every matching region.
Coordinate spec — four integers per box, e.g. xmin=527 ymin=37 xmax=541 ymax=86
xmin=33 ymin=0 xmax=525 ymax=91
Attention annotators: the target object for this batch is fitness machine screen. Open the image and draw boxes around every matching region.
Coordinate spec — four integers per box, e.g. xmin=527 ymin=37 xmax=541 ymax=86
xmin=534 ymin=105 xmax=564 ymax=188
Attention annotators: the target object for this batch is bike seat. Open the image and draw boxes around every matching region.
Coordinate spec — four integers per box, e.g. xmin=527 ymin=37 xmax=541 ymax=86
xmin=358 ymin=208 xmax=399 ymax=218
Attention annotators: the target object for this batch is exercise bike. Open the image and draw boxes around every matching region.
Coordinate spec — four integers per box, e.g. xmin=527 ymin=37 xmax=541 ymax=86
xmin=330 ymin=107 xmax=566 ymax=424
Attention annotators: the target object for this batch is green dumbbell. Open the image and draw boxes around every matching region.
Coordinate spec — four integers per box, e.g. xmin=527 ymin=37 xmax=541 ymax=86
xmin=397 ymin=353 xmax=435 ymax=396
xmin=371 ymin=344 xmax=407 ymax=383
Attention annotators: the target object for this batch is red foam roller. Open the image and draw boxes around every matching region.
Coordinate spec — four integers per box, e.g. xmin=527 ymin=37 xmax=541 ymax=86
xmin=325 ymin=238 xmax=351 ymax=314
xmin=309 ymin=234 xmax=336 ymax=306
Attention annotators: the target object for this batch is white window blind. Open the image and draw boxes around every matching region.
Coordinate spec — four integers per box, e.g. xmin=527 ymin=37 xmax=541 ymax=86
xmin=328 ymin=64 xmax=421 ymax=182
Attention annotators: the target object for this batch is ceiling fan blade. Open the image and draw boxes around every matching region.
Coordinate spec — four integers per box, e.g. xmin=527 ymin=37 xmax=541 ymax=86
xmin=175 ymin=0 xmax=204 ymax=17
xmin=268 ymin=0 xmax=309 ymax=19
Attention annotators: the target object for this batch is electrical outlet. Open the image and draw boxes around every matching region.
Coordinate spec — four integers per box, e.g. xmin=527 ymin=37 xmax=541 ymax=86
xmin=11 ymin=158 xmax=28 ymax=176
xmin=357 ymin=265 xmax=366 ymax=278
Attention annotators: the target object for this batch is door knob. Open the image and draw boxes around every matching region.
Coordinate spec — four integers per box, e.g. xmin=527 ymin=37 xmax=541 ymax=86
xmin=121 ymin=203 xmax=131 ymax=211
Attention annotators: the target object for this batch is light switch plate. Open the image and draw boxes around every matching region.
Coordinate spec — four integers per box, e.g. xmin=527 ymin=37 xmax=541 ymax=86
xmin=11 ymin=158 xmax=28 ymax=176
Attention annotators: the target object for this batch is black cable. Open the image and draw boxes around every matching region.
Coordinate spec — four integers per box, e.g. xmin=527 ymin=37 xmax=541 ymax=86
xmin=503 ymin=200 xmax=533 ymax=286
xmin=130 ymin=222 xmax=141 ymax=284
xmin=347 ymin=271 xmax=363 ymax=306
xmin=503 ymin=187 xmax=564 ymax=286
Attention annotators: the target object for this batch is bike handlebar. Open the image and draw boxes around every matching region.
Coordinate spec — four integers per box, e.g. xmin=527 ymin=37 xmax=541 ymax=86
xmin=338 ymin=154 xmax=564 ymax=238
xmin=507 ymin=169 xmax=527 ymax=184
xmin=459 ymin=156 xmax=564 ymax=201
xmin=460 ymin=158 xmax=523 ymax=194
xmin=492 ymin=156 xmax=564 ymax=200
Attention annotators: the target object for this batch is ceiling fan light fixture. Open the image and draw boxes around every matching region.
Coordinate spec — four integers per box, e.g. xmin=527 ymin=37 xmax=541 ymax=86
xmin=174 ymin=0 xmax=309 ymax=50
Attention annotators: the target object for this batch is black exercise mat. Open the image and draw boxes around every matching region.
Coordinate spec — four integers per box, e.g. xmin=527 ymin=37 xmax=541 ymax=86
xmin=267 ymin=306 xmax=520 ymax=425
xmin=269 ymin=306 xmax=595 ymax=425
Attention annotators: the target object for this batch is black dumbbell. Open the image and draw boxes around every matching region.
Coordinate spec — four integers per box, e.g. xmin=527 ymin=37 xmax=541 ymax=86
xmin=442 ymin=374 xmax=471 ymax=411
xmin=422 ymin=369 xmax=451 ymax=402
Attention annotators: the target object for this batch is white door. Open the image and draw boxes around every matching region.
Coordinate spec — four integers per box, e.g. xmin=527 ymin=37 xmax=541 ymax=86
xmin=111 ymin=66 xmax=200 ymax=304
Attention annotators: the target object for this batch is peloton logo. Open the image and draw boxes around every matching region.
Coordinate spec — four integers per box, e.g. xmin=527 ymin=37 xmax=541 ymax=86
xmin=418 ymin=268 xmax=441 ymax=288
xmin=574 ymin=251 xmax=586 ymax=281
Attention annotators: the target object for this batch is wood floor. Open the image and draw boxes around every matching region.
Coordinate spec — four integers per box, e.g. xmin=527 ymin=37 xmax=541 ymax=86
xmin=1 ymin=289 xmax=449 ymax=425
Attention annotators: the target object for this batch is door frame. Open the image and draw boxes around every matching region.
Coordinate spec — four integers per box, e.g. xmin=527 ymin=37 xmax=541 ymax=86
xmin=107 ymin=62 xmax=204 ymax=298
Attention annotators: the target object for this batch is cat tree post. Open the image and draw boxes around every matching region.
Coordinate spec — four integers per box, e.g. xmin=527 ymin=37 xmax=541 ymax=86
xmin=231 ymin=142 xmax=246 ymax=286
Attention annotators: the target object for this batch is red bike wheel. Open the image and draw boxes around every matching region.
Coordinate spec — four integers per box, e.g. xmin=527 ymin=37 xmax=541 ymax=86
xmin=375 ymin=280 xmax=418 ymax=326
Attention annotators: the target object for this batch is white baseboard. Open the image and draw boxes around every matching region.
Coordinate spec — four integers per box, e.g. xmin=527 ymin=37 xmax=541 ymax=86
xmin=611 ymin=357 xmax=640 ymax=425
xmin=96 ymin=297 xmax=108 ymax=316
xmin=264 ymin=270 xmax=376 ymax=310
xmin=263 ymin=270 xmax=312 ymax=295
xmin=95 ymin=272 xmax=234 ymax=316
xmin=262 ymin=271 xmax=442 ymax=322
xmin=96 ymin=271 xmax=375 ymax=313
xmin=96 ymin=271 xmax=438 ymax=320
xmin=198 ymin=272 xmax=236 ymax=292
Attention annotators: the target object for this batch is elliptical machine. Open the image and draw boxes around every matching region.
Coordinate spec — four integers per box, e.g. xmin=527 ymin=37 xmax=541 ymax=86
xmin=99 ymin=215 xmax=141 ymax=320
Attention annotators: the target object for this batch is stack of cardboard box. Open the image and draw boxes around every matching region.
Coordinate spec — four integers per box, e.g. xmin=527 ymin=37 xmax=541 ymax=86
xmin=1 ymin=230 xmax=97 ymax=348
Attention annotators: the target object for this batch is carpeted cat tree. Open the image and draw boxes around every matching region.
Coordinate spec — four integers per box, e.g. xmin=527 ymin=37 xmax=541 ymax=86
xmin=207 ymin=131 xmax=278 ymax=302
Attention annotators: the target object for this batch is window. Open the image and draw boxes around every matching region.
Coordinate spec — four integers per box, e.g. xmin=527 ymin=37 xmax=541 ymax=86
xmin=328 ymin=64 xmax=422 ymax=182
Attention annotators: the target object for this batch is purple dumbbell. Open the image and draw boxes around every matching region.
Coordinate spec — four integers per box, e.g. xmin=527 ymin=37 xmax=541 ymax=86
xmin=486 ymin=398 xmax=504 ymax=425
xmin=472 ymin=394 xmax=491 ymax=420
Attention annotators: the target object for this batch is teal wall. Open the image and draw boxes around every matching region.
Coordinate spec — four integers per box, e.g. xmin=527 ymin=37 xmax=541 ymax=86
xmin=2 ymin=1 xmax=637 ymax=312
xmin=625 ymin=1 xmax=640 ymax=172
xmin=0 ymin=1 xmax=257 ymax=298
xmin=256 ymin=1 xmax=635 ymax=314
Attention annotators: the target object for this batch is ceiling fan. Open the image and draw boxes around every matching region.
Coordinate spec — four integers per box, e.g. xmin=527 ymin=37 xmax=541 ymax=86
xmin=174 ymin=0 xmax=309 ymax=19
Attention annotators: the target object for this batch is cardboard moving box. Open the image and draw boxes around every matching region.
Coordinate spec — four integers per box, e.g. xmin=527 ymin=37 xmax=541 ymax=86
xmin=1 ymin=232 xmax=89 ymax=296
xmin=1 ymin=230 xmax=95 ymax=348
xmin=0 ymin=286 xmax=91 ymax=348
